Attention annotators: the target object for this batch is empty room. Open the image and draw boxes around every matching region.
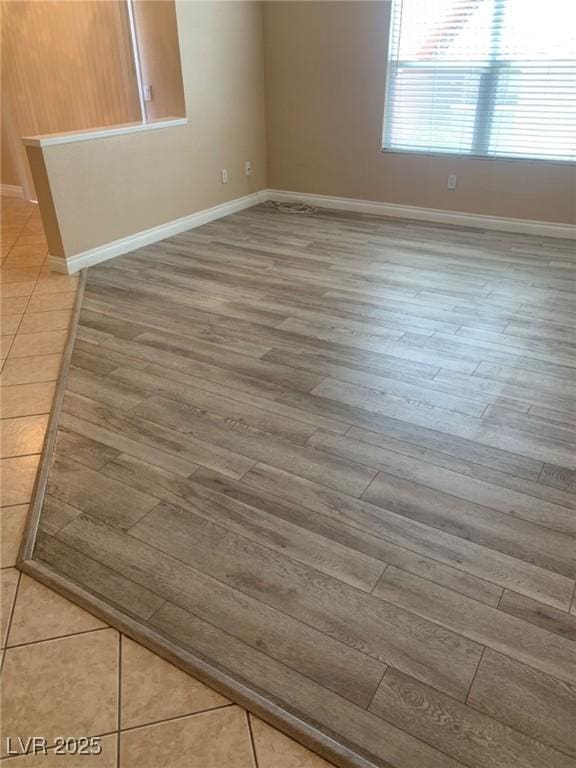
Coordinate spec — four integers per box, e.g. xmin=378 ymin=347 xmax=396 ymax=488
xmin=1 ymin=1 xmax=575 ymax=766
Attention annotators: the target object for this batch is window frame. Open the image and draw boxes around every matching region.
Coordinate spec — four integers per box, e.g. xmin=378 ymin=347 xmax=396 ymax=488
xmin=381 ymin=0 xmax=576 ymax=166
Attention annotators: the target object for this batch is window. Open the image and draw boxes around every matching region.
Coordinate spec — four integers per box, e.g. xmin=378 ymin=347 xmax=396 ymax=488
xmin=382 ymin=0 xmax=576 ymax=162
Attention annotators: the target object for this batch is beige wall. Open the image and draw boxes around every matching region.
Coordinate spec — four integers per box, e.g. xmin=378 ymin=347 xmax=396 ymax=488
xmin=33 ymin=1 xmax=267 ymax=260
xmin=133 ymin=0 xmax=186 ymax=121
xmin=263 ymin=1 xmax=576 ymax=224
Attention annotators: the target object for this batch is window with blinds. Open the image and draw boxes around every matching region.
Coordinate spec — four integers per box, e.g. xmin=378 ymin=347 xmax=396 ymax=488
xmin=382 ymin=0 xmax=576 ymax=162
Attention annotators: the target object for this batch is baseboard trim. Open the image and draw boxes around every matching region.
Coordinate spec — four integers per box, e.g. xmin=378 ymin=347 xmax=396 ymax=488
xmin=52 ymin=190 xmax=268 ymax=274
xmin=49 ymin=186 xmax=574 ymax=274
xmin=267 ymin=189 xmax=575 ymax=240
xmin=1 ymin=184 xmax=23 ymax=198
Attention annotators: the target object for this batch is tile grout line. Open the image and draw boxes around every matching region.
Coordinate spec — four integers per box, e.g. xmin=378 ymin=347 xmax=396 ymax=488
xmin=15 ymin=269 xmax=86 ymax=563
xmin=119 ymin=703 xmax=236 ymax=736
xmin=0 ymin=704 xmax=240 ymax=760
xmin=246 ymin=710 xmax=261 ymax=768
xmin=4 ymin=624 xmax=110 ymax=652
xmin=0 ymin=570 xmax=22 ymax=675
xmin=1 ymin=206 xmax=34 ymax=261
xmin=1 ymin=209 xmax=47 ymax=367
xmin=1 ymin=201 xmax=82 ymax=706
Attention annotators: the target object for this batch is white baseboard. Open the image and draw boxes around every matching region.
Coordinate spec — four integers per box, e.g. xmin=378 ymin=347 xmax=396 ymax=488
xmin=49 ymin=186 xmax=575 ymax=274
xmin=268 ymin=189 xmax=575 ymax=240
xmin=51 ymin=190 xmax=269 ymax=274
xmin=1 ymin=184 xmax=23 ymax=198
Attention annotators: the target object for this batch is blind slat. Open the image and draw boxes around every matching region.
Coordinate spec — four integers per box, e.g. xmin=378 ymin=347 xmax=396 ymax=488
xmin=383 ymin=0 xmax=576 ymax=161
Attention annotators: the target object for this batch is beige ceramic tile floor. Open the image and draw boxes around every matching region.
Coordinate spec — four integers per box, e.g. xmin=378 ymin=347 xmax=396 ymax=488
xmin=0 ymin=197 xmax=333 ymax=767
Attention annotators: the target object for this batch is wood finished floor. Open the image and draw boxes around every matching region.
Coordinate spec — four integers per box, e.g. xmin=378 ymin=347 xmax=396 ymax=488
xmin=29 ymin=206 xmax=576 ymax=768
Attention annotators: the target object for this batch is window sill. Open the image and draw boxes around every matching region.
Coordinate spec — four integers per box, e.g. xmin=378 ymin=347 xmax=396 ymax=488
xmin=22 ymin=117 xmax=188 ymax=148
xmin=380 ymin=147 xmax=573 ymax=166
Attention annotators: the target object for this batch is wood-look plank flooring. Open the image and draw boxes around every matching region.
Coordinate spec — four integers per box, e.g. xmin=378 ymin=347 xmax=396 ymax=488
xmin=29 ymin=206 xmax=576 ymax=768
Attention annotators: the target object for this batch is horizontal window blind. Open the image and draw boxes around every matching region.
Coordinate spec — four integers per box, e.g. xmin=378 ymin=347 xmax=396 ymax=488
xmin=383 ymin=0 xmax=576 ymax=162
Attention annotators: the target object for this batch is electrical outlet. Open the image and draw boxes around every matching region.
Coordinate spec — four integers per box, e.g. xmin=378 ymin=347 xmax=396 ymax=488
xmin=221 ymin=169 xmax=229 ymax=184
xmin=447 ymin=174 xmax=457 ymax=190
xmin=143 ymin=84 xmax=153 ymax=102
xmin=245 ymin=160 xmax=252 ymax=177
